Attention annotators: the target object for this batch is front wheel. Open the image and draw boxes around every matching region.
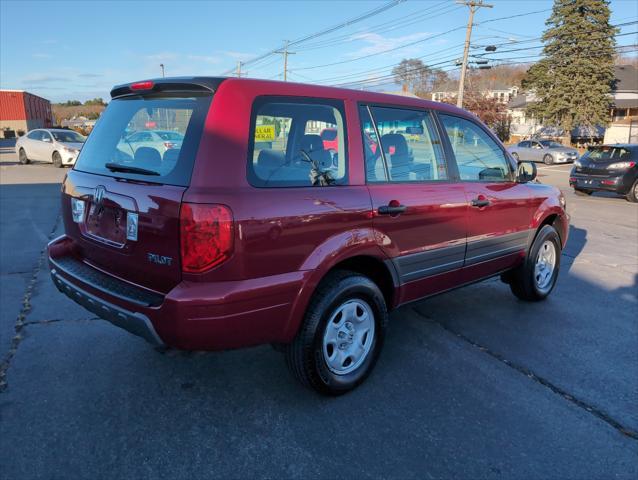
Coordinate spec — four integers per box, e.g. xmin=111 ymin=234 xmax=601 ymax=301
xmin=626 ymin=179 xmax=638 ymax=203
xmin=52 ymin=151 xmax=63 ymax=168
xmin=507 ymin=225 xmax=561 ymax=302
xmin=18 ymin=148 xmax=30 ymax=165
xmin=284 ymin=270 xmax=388 ymax=395
xmin=543 ymin=154 xmax=554 ymax=165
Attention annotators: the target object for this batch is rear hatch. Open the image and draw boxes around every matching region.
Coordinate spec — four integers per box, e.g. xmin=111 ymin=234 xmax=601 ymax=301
xmin=62 ymin=81 xmax=214 ymax=293
xmin=577 ymin=145 xmax=633 ymax=175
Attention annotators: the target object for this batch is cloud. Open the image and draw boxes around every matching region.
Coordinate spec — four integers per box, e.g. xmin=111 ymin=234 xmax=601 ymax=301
xmin=78 ymin=73 xmax=104 ymax=78
xmin=32 ymin=53 xmax=52 ymax=59
xmin=145 ymin=52 xmax=179 ymax=62
xmin=347 ymin=31 xmax=434 ymax=58
xmin=219 ymin=50 xmax=254 ymax=61
xmin=186 ymin=54 xmax=221 ymax=64
xmin=22 ymin=75 xmax=67 ymax=84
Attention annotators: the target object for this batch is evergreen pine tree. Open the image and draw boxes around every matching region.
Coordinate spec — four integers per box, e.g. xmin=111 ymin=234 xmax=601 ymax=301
xmin=524 ymin=0 xmax=617 ymax=132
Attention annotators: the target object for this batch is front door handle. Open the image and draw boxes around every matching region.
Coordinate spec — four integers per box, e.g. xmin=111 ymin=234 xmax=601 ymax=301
xmin=378 ymin=204 xmax=407 ymax=215
xmin=471 ymin=198 xmax=490 ymax=208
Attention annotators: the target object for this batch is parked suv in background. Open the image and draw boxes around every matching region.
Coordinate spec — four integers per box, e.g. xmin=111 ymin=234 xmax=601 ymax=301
xmin=47 ymin=77 xmax=569 ymax=395
xmin=569 ymin=144 xmax=638 ymax=202
xmin=15 ymin=128 xmax=86 ymax=167
xmin=508 ymin=139 xmax=579 ymax=165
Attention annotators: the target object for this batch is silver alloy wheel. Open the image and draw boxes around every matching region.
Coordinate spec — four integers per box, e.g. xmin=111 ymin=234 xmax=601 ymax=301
xmin=322 ymin=299 xmax=375 ymax=375
xmin=534 ymin=240 xmax=557 ymax=292
xmin=634 ymin=181 xmax=638 ymax=200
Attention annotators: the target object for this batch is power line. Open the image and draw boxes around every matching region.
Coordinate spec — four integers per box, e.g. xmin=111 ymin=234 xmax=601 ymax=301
xmin=219 ymin=0 xmax=405 ymax=75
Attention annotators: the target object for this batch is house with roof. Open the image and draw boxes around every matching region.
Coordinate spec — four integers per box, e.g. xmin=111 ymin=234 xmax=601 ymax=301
xmin=431 ymin=84 xmax=519 ymax=104
xmin=507 ymin=65 xmax=638 ymax=144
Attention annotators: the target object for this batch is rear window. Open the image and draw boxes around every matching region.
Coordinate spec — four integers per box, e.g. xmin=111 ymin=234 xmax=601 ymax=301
xmin=74 ymin=94 xmax=211 ymax=186
xmin=584 ymin=146 xmax=633 ymax=161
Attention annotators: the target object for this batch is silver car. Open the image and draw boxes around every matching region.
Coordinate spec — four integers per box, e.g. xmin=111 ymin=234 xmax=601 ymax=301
xmin=508 ymin=139 xmax=579 ymax=165
xmin=16 ymin=128 xmax=86 ymax=167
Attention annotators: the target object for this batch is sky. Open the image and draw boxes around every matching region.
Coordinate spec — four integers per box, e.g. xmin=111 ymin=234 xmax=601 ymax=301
xmin=1 ymin=0 xmax=636 ymax=102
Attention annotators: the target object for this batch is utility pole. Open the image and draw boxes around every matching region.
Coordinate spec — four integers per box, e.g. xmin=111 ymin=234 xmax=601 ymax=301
xmin=456 ymin=0 xmax=492 ymax=108
xmin=160 ymin=63 xmax=165 ymax=78
xmin=275 ymin=40 xmax=295 ymax=81
xmin=236 ymin=61 xmax=243 ymax=78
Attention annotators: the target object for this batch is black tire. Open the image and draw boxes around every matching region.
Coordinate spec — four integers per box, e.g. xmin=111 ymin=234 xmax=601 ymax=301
xmin=574 ymin=188 xmax=593 ymax=196
xmin=511 ymin=152 xmax=519 ymax=162
xmin=284 ymin=270 xmax=388 ymax=395
xmin=507 ymin=225 xmax=561 ymax=302
xmin=626 ymin=179 xmax=638 ymax=203
xmin=52 ymin=151 xmax=63 ymax=168
xmin=18 ymin=148 xmax=29 ymax=165
xmin=543 ymin=154 xmax=554 ymax=165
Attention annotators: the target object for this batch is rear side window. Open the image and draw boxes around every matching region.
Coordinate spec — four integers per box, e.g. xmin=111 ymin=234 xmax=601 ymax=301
xmin=74 ymin=94 xmax=211 ymax=186
xmin=27 ymin=130 xmax=42 ymax=140
xmin=362 ymin=105 xmax=447 ymax=183
xmin=248 ymin=97 xmax=347 ymax=187
xmin=519 ymin=141 xmax=530 ymax=148
xmin=439 ymin=114 xmax=513 ymax=182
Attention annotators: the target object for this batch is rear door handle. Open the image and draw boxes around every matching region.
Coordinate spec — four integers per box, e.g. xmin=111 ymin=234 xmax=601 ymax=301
xmin=471 ymin=198 xmax=490 ymax=208
xmin=378 ymin=204 xmax=407 ymax=215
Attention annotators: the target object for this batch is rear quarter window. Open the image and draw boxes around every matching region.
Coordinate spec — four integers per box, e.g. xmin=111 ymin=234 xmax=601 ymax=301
xmin=74 ymin=94 xmax=211 ymax=186
xmin=247 ymin=97 xmax=348 ymax=187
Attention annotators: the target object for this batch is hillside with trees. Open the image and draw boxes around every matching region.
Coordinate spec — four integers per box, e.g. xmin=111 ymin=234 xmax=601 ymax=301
xmin=52 ymin=98 xmax=107 ymax=125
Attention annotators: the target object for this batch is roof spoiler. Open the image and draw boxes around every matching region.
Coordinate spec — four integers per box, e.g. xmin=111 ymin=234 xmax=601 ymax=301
xmin=110 ymin=77 xmax=226 ymax=99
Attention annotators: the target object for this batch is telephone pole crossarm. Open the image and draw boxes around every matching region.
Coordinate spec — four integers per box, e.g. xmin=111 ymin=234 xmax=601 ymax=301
xmin=456 ymin=0 xmax=493 ymax=108
xmin=275 ymin=40 xmax=296 ymax=81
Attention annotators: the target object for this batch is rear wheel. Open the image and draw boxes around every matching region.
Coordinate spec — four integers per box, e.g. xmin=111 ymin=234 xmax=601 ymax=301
xmin=574 ymin=188 xmax=593 ymax=196
xmin=18 ymin=148 xmax=29 ymax=165
xmin=52 ymin=151 xmax=63 ymax=168
xmin=543 ymin=154 xmax=554 ymax=165
xmin=507 ymin=225 xmax=561 ymax=302
xmin=627 ymin=179 xmax=638 ymax=203
xmin=284 ymin=270 xmax=388 ymax=395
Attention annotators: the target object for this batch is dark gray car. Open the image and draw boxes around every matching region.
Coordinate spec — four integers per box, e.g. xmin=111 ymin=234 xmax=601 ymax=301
xmin=508 ymin=140 xmax=579 ymax=165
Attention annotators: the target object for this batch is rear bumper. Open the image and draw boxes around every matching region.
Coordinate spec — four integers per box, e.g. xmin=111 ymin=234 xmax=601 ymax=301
xmin=47 ymin=235 xmax=306 ymax=350
xmin=569 ymin=170 xmax=634 ymax=194
xmin=50 ymin=268 xmax=164 ymax=346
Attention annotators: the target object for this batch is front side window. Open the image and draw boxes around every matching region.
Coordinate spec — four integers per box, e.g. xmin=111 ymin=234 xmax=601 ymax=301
xmin=362 ymin=105 xmax=447 ymax=183
xmin=248 ymin=98 xmax=347 ymax=187
xmin=519 ymin=141 xmax=530 ymax=148
xmin=439 ymin=114 xmax=513 ymax=182
xmin=27 ymin=130 xmax=41 ymax=140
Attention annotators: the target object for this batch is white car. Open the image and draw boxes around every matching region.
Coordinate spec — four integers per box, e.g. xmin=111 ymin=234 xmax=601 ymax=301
xmin=16 ymin=128 xmax=86 ymax=167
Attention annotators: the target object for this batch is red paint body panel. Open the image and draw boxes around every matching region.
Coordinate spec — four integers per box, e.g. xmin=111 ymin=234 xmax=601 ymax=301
xmin=48 ymin=77 xmax=569 ymax=350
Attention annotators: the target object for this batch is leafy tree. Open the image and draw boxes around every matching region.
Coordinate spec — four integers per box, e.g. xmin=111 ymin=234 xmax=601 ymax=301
xmin=59 ymin=100 xmax=82 ymax=106
xmin=441 ymin=92 xmax=512 ymax=141
xmin=393 ymin=58 xmax=430 ymax=94
xmin=84 ymin=97 xmax=107 ymax=106
xmin=523 ymin=0 xmax=617 ymax=131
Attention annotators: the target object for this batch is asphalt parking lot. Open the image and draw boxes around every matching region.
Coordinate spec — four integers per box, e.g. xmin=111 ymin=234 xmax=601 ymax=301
xmin=0 ymin=139 xmax=636 ymax=479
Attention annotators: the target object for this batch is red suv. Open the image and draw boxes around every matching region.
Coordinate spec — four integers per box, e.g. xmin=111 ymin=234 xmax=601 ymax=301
xmin=48 ymin=77 xmax=569 ymax=395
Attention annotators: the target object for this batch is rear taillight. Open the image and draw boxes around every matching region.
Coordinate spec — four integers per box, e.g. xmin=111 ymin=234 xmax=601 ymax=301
xmin=163 ymin=142 xmax=176 ymax=149
xmin=180 ymin=203 xmax=233 ymax=273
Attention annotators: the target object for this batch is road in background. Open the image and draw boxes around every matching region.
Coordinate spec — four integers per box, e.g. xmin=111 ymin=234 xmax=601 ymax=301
xmin=0 ymin=148 xmax=636 ymax=479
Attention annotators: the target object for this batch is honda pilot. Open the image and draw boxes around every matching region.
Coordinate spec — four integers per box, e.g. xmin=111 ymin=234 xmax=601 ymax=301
xmin=48 ymin=77 xmax=569 ymax=395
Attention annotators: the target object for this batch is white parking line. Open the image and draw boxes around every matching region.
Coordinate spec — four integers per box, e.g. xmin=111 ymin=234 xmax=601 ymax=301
xmin=537 ymin=165 xmax=573 ymax=171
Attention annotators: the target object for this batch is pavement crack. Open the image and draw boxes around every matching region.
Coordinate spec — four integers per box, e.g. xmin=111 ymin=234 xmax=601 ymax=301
xmin=22 ymin=317 xmax=100 ymax=326
xmin=0 ymin=213 xmax=61 ymax=393
xmin=412 ymin=308 xmax=638 ymax=441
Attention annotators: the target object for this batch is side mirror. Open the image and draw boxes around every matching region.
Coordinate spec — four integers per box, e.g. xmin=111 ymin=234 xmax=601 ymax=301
xmin=517 ymin=161 xmax=537 ymax=183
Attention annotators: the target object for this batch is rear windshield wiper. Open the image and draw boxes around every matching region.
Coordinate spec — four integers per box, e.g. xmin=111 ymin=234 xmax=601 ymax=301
xmin=105 ymin=162 xmax=160 ymax=176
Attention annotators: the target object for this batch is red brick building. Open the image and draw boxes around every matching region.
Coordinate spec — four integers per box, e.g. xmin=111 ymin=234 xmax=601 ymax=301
xmin=0 ymin=90 xmax=53 ymax=138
